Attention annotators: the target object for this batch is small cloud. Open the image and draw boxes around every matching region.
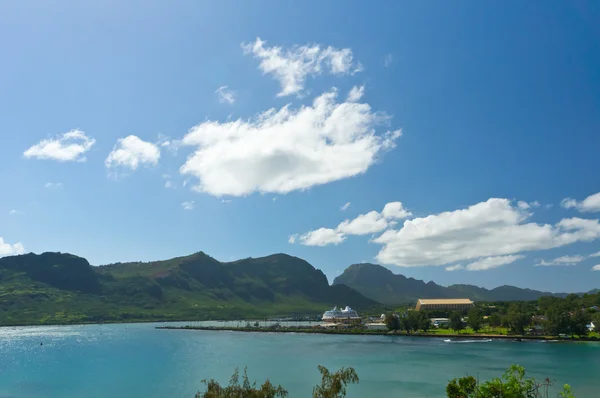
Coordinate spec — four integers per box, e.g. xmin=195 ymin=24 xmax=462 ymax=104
xmin=9 ymin=209 xmax=21 ymax=215
xmin=24 ymin=129 xmax=95 ymax=162
xmin=181 ymin=201 xmax=195 ymax=210
xmin=44 ymin=182 xmax=63 ymax=189
xmin=589 ymin=251 xmax=600 ymax=258
xmin=561 ymin=192 xmax=600 ymax=213
xmin=384 ymin=54 xmax=393 ymax=67
xmin=221 ymin=199 xmax=232 ymax=204
xmin=535 ymin=255 xmax=585 ymax=267
xmin=288 ymin=234 xmax=298 ymax=244
xmin=105 ymin=135 xmax=160 ymax=173
xmin=445 ymin=264 xmax=464 ymax=271
xmin=272 ymin=197 xmax=277 ymax=202
xmin=0 ymin=237 xmax=25 ymax=257
xmin=164 ymin=181 xmax=174 ymax=188
xmin=347 ymin=86 xmax=364 ymax=102
xmin=340 ymin=202 xmax=351 ymax=211
xmin=592 ymin=265 xmax=600 ymax=271
xmin=216 ymin=86 xmax=236 ymax=104
xmin=242 ymin=37 xmax=362 ymax=97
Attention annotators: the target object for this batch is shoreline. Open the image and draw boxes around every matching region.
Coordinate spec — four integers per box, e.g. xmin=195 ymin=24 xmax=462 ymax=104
xmin=155 ymin=325 xmax=600 ymax=342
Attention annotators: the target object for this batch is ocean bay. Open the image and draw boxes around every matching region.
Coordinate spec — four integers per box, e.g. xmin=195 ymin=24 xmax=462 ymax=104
xmin=1 ymin=323 xmax=599 ymax=397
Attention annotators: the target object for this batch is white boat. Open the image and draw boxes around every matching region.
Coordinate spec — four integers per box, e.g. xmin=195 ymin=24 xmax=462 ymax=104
xmin=322 ymin=306 xmax=361 ymax=323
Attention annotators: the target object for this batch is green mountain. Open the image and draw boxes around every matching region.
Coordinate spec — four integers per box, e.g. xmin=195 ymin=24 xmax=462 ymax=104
xmin=0 ymin=252 xmax=379 ymax=326
xmin=333 ymin=263 xmax=578 ymax=305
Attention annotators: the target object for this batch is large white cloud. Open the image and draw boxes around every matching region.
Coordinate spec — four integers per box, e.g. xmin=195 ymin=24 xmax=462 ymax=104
xmin=295 ymin=201 xmax=411 ymax=246
xmin=242 ymin=38 xmax=362 ymax=97
xmin=179 ymin=89 xmax=401 ymax=197
xmin=0 ymin=238 xmax=25 ymax=257
xmin=373 ymin=198 xmax=600 ymax=268
xmin=105 ymin=135 xmax=160 ymax=171
xmin=561 ymin=192 xmax=600 ymax=213
xmin=24 ymin=129 xmax=95 ymax=162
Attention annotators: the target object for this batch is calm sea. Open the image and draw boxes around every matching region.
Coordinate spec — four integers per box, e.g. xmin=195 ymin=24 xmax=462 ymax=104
xmin=0 ymin=322 xmax=598 ymax=397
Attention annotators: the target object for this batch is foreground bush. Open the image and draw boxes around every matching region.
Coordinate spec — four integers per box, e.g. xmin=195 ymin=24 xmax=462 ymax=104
xmin=446 ymin=365 xmax=575 ymax=398
xmin=197 ymin=365 xmax=359 ymax=398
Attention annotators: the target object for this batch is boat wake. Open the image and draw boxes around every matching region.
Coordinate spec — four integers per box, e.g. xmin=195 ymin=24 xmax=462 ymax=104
xmin=444 ymin=339 xmax=493 ymax=343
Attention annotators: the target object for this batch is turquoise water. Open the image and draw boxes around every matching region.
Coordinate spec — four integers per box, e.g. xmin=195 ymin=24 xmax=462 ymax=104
xmin=1 ymin=323 xmax=599 ymax=397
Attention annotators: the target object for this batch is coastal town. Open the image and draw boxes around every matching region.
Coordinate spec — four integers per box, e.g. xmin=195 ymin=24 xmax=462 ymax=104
xmin=160 ymin=296 xmax=599 ymax=341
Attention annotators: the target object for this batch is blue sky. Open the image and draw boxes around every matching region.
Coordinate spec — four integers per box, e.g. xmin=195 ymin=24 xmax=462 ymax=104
xmin=1 ymin=1 xmax=600 ymax=292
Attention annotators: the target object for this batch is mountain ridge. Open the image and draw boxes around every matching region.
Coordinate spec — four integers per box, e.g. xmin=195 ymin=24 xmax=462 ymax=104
xmin=332 ymin=263 xmax=583 ymax=305
xmin=0 ymin=251 xmax=378 ymax=326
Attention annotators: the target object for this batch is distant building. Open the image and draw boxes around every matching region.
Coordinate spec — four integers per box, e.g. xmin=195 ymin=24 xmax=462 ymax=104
xmin=430 ymin=318 xmax=450 ymax=328
xmin=415 ymin=298 xmax=474 ymax=312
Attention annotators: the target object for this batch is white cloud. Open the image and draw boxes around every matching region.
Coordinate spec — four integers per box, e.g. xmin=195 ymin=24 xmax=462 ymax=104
xmin=216 ymin=86 xmax=236 ymax=104
xmin=589 ymin=251 xmax=600 ymax=257
xmin=288 ymin=234 xmax=297 ymax=244
xmin=181 ymin=201 xmax=195 ymax=210
xmin=592 ymin=265 xmax=600 ymax=271
xmin=298 ymin=228 xmax=345 ymax=246
xmin=382 ymin=202 xmax=412 ymax=219
xmin=464 ymin=255 xmax=524 ymax=271
xmin=0 ymin=238 xmax=25 ymax=257
xmin=105 ymin=135 xmax=160 ymax=171
xmin=561 ymin=192 xmax=600 ymax=213
xmin=517 ymin=201 xmax=541 ymax=210
xmin=373 ymin=198 xmax=600 ymax=268
xmin=164 ymin=181 xmax=174 ymax=188
xmin=9 ymin=209 xmax=20 ymax=215
xmin=242 ymin=38 xmax=362 ymax=97
xmin=296 ymin=201 xmax=410 ymax=245
xmin=221 ymin=199 xmax=232 ymax=204
xmin=44 ymin=182 xmax=63 ymax=189
xmin=337 ymin=211 xmax=389 ymax=235
xmin=180 ymin=89 xmax=401 ymax=197
xmin=347 ymin=85 xmax=365 ymax=102
xmin=340 ymin=202 xmax=351 ymax=211
xmin=384 ymin=54 xmax=393 ymax=67
xmin=24 ymin=129 xmax=95 ymax=162
xmin=536 ymin=255 xmax=585 ymax=267
xmin=445 ymin=264 xmax=464 ymax=272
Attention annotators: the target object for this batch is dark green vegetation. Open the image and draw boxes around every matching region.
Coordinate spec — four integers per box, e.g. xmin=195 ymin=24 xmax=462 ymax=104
xmin=196 ymin=364 xmax=574 ymax=397
xmin=197 ymin=365 xmax=359 ymax=398
xmin=447 ymin=365 xmax=575 ymax=398
xmin=333 ymin=263 xmax=594 ymax=305
xmin=384 ymin=294 xmax=600 ymax=339
xmin=0 ymin=252 xmax=378 ymax=326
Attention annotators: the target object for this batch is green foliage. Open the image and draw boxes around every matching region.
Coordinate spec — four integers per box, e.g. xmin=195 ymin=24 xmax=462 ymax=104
xmin=506 ymin=303 xmax=530 ymax=335
xmin=196 ymin=366 xmax=358 ymax=398
xmin=467 ymin=308 xmax=484 ymax=333
xmin=384 ymin=313 xmax=400 ymax=331
xmin=449 ymin=312 xmax=464 ymax=333
xmin=312 ymin=365 xmax=359 ymax=398
xmin=197 ymin=367 xmax=288 ymax=398
xmin=447 ymin=365 xmax=576 ymax=398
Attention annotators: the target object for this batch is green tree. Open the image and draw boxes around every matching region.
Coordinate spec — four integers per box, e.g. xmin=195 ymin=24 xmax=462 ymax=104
xmin=446 ymin=365 xmax=575 ymax=398
xmin=488 ymin=313 xmax=502 ymax=331
xmin=449 ymin=312 xmax=464 ymax=333
xmin=418 ymin=311 xmax=432 ymax=332
xmin=198 ymin=367 xmax=288 ymax=398
xmin=384 ymin=313 xmax=400 ymax=331
xmin=506 ymin=304 xmax=530 ymax=335
xmin=569 ymin=310 xmax=591 ymax=337
xmin=467 ymin=308 xmax=483 ymax=333
xmin=312 ymin=365 xmax=359 ymax=398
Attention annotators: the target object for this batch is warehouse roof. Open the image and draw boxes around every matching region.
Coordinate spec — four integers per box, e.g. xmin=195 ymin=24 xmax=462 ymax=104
xmin=417 ymin=298 xmax=474 ymax=305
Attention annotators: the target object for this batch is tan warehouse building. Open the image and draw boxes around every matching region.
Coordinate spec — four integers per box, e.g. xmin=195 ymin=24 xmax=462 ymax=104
xmin=415 ymin=298 xmax=474 ymax=311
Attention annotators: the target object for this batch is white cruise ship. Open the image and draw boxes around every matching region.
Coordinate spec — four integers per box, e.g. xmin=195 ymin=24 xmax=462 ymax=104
xmin=322 ymin=306 xmax=361 ymax=323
